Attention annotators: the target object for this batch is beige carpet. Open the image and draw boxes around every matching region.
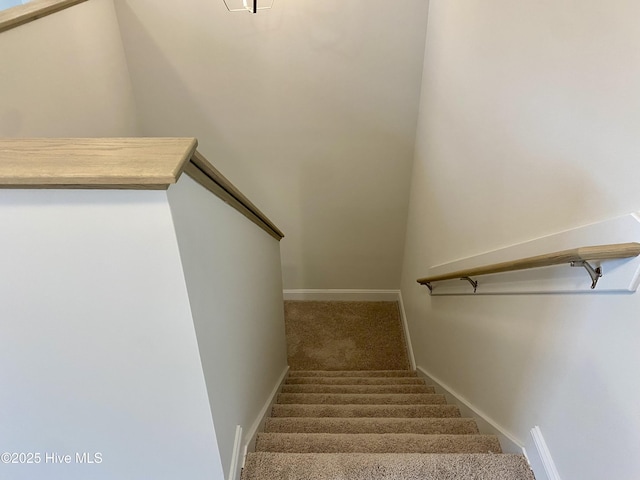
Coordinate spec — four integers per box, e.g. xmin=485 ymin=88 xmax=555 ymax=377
xmin=242 ymin=370 xmax=535 ymax=480
xmin=284 ymin=301 xmax=410 ymax=371
xmin=244 ymin=452 xmax=534 ymax=479
xmin=264 ymin=417 xmax=480 ymax=434
xmin=255 ymin=433 xmax=502 ymax=454
xmin=270 ymin=403 xmax=462 ymax=418
xmin=241 ymin=302 xmax=535 ymax=479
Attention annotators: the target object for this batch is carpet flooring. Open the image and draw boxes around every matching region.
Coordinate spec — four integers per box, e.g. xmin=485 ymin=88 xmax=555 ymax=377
xmin=284 ymin=301 xmax=410 ymax=371
xmin=242 ymin=370 xmax=535 ymax=480
xmin=241 ymin=301 xmax=535 ymax=480
xmin=244 ymin=452 xmax=535 ymax=479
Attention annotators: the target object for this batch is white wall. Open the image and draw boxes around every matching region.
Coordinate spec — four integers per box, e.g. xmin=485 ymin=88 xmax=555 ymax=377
xmin=0 ymin=189 xmax=224 ymax=480
xmin=0 ymin=0 xmax=138 ymax=136
xmin=114 ymin=0 xmax=429 ymax=289
xmin=167 ymin=174 xmax=288 ymax=480
xmin=401 ymin=1 xmax=640 ymax=479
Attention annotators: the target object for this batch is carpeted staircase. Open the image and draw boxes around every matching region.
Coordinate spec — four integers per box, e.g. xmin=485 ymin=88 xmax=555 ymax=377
xmin=241 ymin=301 xmax=535 ymax=479
xmin=242 ymin=369 xmax=535 ymax=479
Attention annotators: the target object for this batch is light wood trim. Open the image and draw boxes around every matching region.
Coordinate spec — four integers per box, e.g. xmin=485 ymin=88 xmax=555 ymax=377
xmin=0 ymin=0 xmax=89 ymax=34
xmin=0 ymin=137 xmax=284 ymax=239
xmin=185 ymin=151 xmax=285 ymax=241
xmin=417 ymin=243 xmax=640 ymax=285
xmin=0 ymin=138 xmax=198 ymax=189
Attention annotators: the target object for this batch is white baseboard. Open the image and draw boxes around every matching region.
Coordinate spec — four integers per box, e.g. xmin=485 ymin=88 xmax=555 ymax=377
xmin=283 ymin=289 xmax=400 ymax=302
xmin=237 ymin=365 xmax=289 ymax=477
xmin=415 ymin=367 xmax=554 ymax=480
xmin=522 ymin=426 xmax=561 ymax=480
xmin=416 ymin=365 xmax=523 ymax=454
xmin=228 ymin=425 xmax=243 ymax=480
xmin=397 ymin=291 xmax=416 ymax=370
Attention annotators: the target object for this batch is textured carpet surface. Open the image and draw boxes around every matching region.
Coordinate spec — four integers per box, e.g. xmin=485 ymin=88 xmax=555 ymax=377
xmin=244 ymin=452 xmax=535 ymax=480
xmin=277 ymin=392 xmax=447 ymax=405
xmin=271 ymin=403 xmax=462 ymax=418
xmin=256 ymin=433 xmax=502 ymax=453
xmin=285 ymin=376 xmax=425 ymax=384
xmin=242 ymin=302 xmax=534 ymax=479
xmin=288 ymin=370 xmax=416 ymax=377
xmin=284 ymin=301 xmax=410 ymax=370
xmin=281 ymin=383 xmax=435 ymax=394
xmin=264 ymin=417 xmax=480 ymax=434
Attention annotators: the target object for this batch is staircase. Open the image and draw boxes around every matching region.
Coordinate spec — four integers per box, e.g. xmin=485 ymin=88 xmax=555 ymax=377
xmin=242 ymin=369 xmax=535 ymax=479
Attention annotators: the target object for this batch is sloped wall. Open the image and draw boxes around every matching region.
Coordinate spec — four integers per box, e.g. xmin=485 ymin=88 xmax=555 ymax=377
xmin=167 ymin=174 xmax=288 ymax=480
xmin=114 ymin=0 xmax=429 ymax=289
xmin=401 ymin=1 xmax=640 ymax=479
xmin=0 ymin=0 xmax=138 ymax=136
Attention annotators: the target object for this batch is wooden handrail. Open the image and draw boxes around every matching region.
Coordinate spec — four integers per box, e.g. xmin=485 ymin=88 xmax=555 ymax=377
xmin=417 ymin=243 xmax=640 ymax=291
xmin=0 ymin=137 xmax=284 ymax=240
xmin=184 ymin=151 xmax=284 ymax=241
xmin=0 ymin=0 xmax=89 ymax=34
xmin=0 ymin=138 xmax=198 ymax=188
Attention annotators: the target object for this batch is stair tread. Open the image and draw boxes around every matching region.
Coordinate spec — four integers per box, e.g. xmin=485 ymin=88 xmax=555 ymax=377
xmin=264 ymin=417 xmax=479 ymax=434
xmin=282 ymin=384 xmax=434 ymax=394
xmin=271 ymin=404 xmax=461 ymax=418
xmin=269 ymin=306 xmax=527 ymax=479
xmin=277 ymin=393 xmax=447 ymax=405
xmin=285 ymin=377 xmax=426 ymax=385
xmin=242 ymin=452 xmax=535 ymax=480
xmin=288 ymin=370 xmax=418 ymax=377
xmin=255 ymin=433 xmax=502 ymax=454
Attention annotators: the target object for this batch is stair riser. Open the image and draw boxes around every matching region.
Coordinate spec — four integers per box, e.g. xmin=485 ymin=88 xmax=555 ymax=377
xmin=286 ymin=377 xmax=426 ymax=385
xmin=288 ymin=370 xmax=418 ymax=377
xmin=255 ymin=433 xmax=502 ymax=454
xmin=281 ymin=385 xmax=434 ymax=394
xmin=264 ymin=418 xmax=479 ymax=435
xmin=271 ymin=404 xmax=461 ymax=418
xmin=277 ymin=393 xmax=446 ymax=405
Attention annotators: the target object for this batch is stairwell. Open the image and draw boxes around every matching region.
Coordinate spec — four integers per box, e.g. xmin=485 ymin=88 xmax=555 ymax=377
xmin=241 ymin=301 xmax=535 ymax=479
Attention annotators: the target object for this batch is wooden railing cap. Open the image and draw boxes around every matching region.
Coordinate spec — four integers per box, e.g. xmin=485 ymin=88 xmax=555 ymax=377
xmin=0 ymin=137 xmax=284 ymax=240
xmin=0 ymin=137 xmax=198 ymax=189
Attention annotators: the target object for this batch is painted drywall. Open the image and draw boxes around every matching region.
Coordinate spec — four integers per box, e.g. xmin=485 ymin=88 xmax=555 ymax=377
xmin=0 ymin=189 xmax=224 ymax=480
xmin=167 ymin=174 xmax=288 ymax=479
xmin=0 ymin=0 xmax=138 ymax=136
xmin=400 ymin=1 xmax=640 ymax=479
xmin=113 ymin=0 xmax=429 ymax=289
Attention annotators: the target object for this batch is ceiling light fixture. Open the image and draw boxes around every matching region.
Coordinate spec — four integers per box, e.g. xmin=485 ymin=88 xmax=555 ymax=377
xmin=222 ymin=0 xmax=274 ymax=14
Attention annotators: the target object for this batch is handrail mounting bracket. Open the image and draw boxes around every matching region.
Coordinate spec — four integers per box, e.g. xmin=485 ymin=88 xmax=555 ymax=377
xmin=417 ymin=242 xmax=640 ymax=293
xmin=424 ymin=282 xmax=433 ymax=293
xmin=460 ymin=276 xmax=478 ymax=293
xmin=570 ymin=260 xmax=602 ymax=289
